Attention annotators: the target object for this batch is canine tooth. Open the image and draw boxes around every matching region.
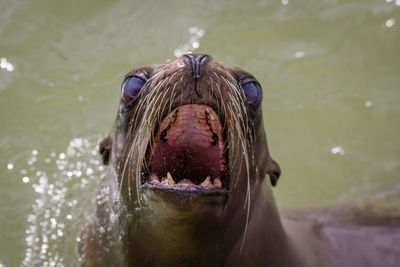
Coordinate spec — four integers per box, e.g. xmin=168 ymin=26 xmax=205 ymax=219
xmin=201 ymin=176 xmax=211 ymax=187
xmin=210 ymin=113 xmax=215 ymax=121
xmin=167 ymin=172 xmax=175 ymax=185
xmin=213 ymin=177 xmax=222 ymax=188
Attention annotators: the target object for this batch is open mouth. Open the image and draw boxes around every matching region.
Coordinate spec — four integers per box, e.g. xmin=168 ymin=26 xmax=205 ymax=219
xmin=142 ymin=104 xmax=229 ymax=195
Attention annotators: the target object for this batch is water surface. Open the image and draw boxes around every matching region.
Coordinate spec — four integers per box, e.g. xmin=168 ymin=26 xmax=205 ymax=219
xmin=1 ymin=0 xmax=399 ymax=265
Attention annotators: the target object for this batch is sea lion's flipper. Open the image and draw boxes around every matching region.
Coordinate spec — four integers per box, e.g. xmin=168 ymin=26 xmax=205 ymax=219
xmin=99 ymin=134 xmax=112 ymax=165
xmin=266 ymin=159 xmax=281 ymax=186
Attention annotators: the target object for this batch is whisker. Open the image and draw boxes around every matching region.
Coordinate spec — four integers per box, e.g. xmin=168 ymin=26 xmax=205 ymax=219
xmin=119 ymin=62 xmax=256 ymax=234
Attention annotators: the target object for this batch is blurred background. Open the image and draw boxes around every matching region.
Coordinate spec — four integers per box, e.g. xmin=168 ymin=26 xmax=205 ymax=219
xmin=1 ymin=0 xmax=399 ymax=265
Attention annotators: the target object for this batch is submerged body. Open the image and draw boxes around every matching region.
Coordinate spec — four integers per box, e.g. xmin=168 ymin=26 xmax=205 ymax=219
xmin=81 ymin=54 xmax=400 ymax=266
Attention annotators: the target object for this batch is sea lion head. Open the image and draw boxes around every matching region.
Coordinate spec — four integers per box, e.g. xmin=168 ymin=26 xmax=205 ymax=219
xmin=99 ymin=54 xmax=281 ymax=264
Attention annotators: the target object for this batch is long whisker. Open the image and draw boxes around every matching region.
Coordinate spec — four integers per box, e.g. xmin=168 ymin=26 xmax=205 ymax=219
xmin=119 ymin=63 xmax=256 ymax=238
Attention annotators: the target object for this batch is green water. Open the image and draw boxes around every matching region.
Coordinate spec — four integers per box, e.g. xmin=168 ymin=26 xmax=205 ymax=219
xmin=1 ymin=0 xmax=399 ymax=265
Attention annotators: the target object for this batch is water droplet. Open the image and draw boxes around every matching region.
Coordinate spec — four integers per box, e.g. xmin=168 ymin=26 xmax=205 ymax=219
xmin=34 ymin=186 xmax=44 ymax=194
xmin=385 ymin=18 xmax=395 ymax=28
xmin=192 ymin=41 xmax=199 ymax=48
xmin=59 ymin=153 xmax=65 ymax=160
xmin=365 ymin=101 xmax=372 ymax=108
xmin=295 ymin=51 xmax=305 ymax=59
xmin=331 ymin=146 xmax=345 ymax=156
xmin=174 ymin=26 xmax=205 ymax=57
xmin=7 ymin=163 xmax=13 ymax=170
xmin=281 ymin=0 xmax=289 ymax=5
xmin=0 ymin=57 xmax=14 ymax=72
xmin=32 ymin=150 xmax=38 ymax=155
xmin=86 ymin=168 xmax=93 ymax=175
xmin=23 ymin=176 xmax=30 ymax=183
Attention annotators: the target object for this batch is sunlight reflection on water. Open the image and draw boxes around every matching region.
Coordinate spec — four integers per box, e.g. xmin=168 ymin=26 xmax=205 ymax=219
xmin=21 ymin=137 xmax=102 ymax=266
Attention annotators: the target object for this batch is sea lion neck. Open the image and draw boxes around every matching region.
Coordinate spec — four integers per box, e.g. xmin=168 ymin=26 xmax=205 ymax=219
xmin=119 ymin=178 xmax=301 ymax=267
xmin=121 ymin=179 xmax=293 ymax=267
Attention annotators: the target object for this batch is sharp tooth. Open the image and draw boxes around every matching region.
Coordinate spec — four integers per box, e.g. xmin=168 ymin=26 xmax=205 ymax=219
xmin=201 ymin=176 xmax=211 ymax=187
xmin=167 ymin=172 xmax=175 ymax=185
xmin=210 ymin=113 xmax=215 ymax=121
xmin=213 ymin=177 xmax=222 ymax=188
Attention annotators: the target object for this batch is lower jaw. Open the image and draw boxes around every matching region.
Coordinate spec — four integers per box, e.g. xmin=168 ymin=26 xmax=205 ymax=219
xmin=140 ymin=183 xmax=230 ymax=208
xmin=141 ymin=182 xmax=229 ymax=196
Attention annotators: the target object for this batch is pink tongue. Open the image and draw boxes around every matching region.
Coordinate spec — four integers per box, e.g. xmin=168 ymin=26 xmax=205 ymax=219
xmin=148 ymin=105 xmax=223 ymax=185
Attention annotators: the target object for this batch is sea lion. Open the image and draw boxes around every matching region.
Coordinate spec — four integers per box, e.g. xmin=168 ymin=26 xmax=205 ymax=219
xmin=80 ymin=54 xmax=400 ymax=267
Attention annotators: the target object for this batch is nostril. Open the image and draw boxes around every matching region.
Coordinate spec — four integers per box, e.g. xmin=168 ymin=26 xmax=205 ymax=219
xmin=182 ymin=53 xmax=209 ymax=63
xmin=182 ymin=54 xmax=210 ymax=82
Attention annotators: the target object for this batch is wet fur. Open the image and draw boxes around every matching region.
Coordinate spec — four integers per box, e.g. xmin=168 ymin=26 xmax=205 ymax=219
xmin=82 ymin=56 xmax=400 ymax=267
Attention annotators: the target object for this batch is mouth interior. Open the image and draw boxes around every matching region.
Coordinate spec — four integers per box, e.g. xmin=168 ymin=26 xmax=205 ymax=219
xmin=144 ymin=104 xmax=228 ymax=191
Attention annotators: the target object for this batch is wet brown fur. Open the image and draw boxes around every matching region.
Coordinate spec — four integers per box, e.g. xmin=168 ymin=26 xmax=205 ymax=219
xmin=81 ymin=55 xmax=400 ymax=267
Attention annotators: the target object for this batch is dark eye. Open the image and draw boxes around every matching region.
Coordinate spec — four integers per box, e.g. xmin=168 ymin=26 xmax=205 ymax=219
xmin=243 ymin=82 xmax=262 ymax=107
xmin=121 ymin=76 xmax=145 ymax=104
